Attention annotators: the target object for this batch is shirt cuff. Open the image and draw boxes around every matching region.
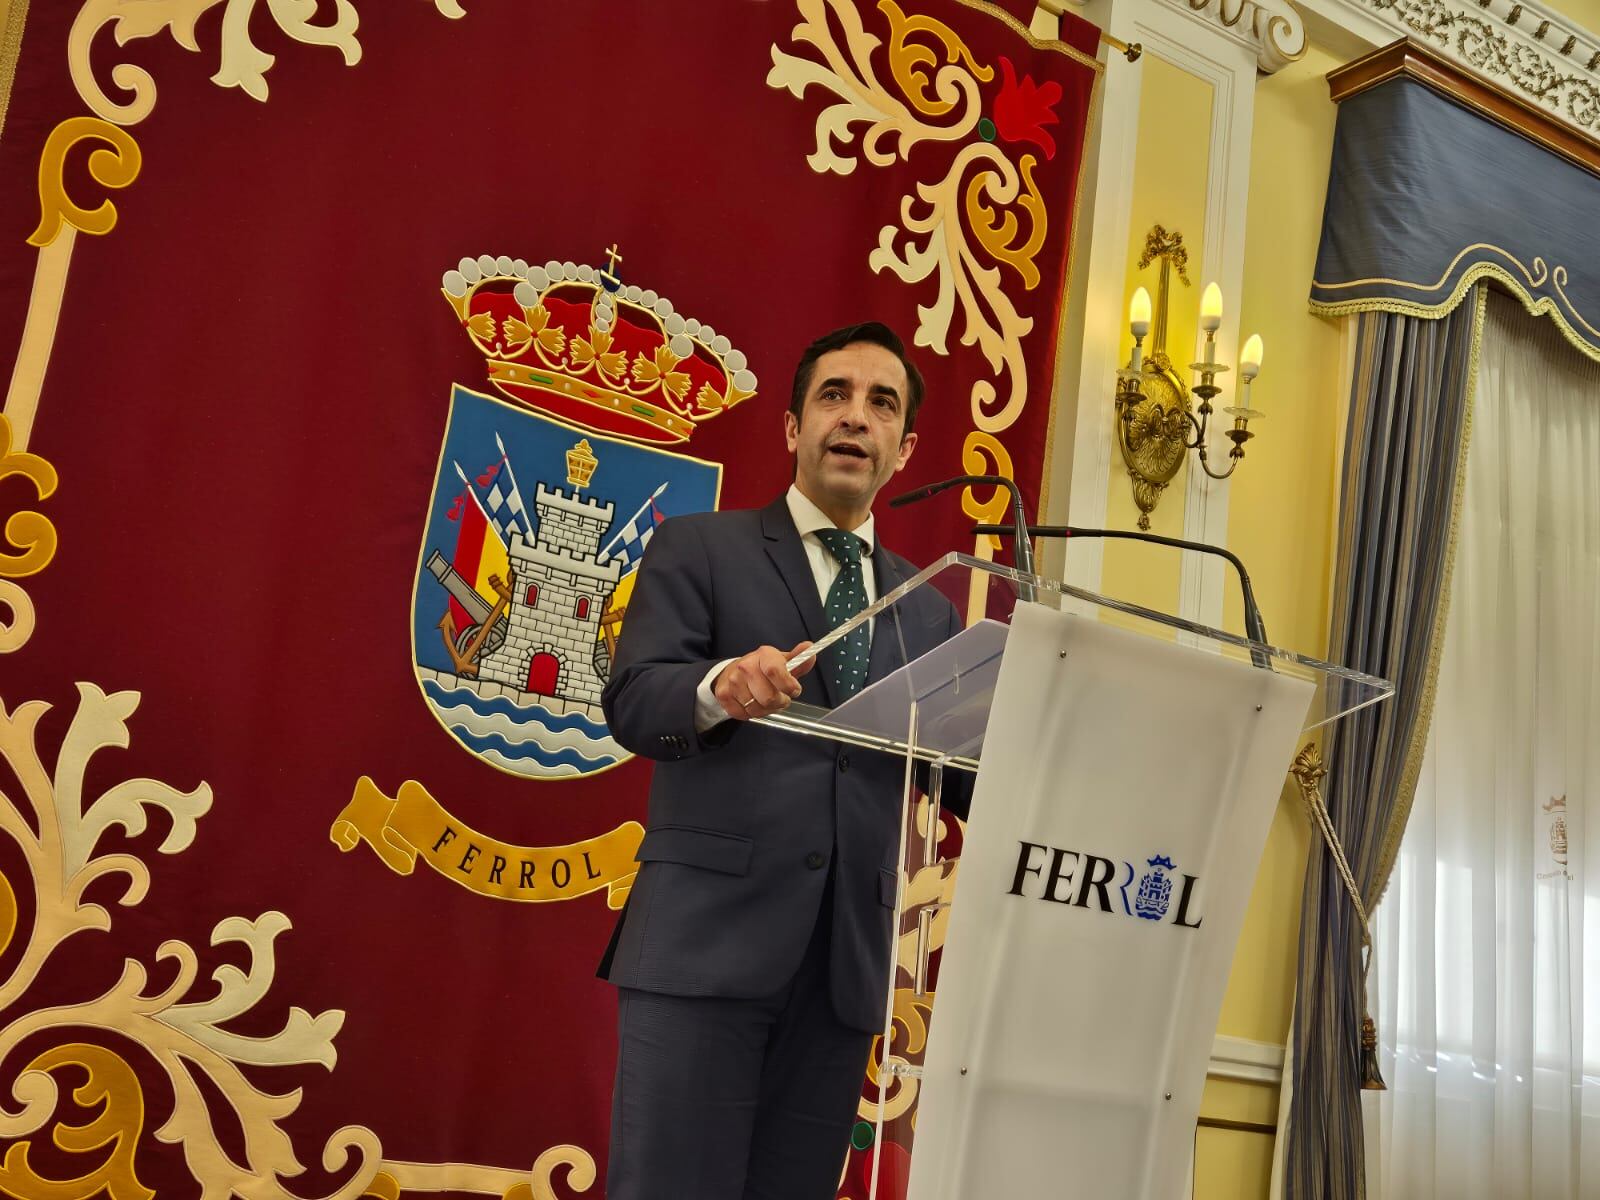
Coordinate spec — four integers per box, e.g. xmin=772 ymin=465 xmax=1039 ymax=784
xmin=693 ymin=658 xmax=739 ymax=733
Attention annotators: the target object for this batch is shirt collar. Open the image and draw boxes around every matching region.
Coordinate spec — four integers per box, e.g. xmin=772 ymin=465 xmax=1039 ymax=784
xmin=786 ymin=484 xmax=875 ymax=552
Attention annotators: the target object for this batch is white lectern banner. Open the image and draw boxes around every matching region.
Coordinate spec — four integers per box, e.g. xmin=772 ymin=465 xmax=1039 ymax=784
xmin=907 ymin=602 xmax=1315 ymax=1200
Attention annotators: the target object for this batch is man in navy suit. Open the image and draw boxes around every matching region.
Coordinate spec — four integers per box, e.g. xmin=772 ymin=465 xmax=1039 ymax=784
xmin=599 ymin=323 xmax=967 ymax=1199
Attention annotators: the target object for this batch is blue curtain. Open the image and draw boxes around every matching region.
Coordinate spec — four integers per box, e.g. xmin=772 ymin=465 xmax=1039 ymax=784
xmin=1284 ymin=291 xmax=1483 ymax=1198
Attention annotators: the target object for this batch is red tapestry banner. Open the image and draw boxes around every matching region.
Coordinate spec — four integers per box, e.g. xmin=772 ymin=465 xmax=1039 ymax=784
xmin=0 ymin=2 xmax=1099 ymax=1196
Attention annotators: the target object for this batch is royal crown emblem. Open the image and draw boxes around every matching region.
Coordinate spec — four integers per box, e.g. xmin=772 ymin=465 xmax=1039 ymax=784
xmin=441 ymin=247 xmax=758 ymax=445
xmin=413 ymin=246 xmax=730 ymax=780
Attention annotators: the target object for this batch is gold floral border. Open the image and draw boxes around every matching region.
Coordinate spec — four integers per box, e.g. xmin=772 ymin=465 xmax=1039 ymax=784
xmin=769 ymin=0 xmax=1102 ymax=558
xmin=1 ymin=3 xmax=1105 ymax=1193
xmin=0 ymin=3 xmax=608 ymax=1195
xmin=948 ymin=0 xmax=1105 ymax=527
xmin=0 ymin=612 xmax=603 ymax=1198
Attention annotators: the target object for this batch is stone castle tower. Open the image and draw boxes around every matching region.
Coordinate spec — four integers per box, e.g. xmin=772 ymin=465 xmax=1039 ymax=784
xmin=476 ymin=446 xmax=621 ymax=709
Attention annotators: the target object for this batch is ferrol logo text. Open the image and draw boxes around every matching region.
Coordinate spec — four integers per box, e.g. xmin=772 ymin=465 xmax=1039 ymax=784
xmin=1007 ymin=841 xmax=1203 ymax=929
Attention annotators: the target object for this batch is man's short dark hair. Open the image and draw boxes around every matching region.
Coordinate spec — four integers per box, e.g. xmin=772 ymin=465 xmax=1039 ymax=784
xmin=789 ymin=322 xmax=926 ymax=436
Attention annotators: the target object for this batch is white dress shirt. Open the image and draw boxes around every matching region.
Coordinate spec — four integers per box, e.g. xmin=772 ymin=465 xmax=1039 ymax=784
xmin=691 ymin=485 xmax=877 ymax=732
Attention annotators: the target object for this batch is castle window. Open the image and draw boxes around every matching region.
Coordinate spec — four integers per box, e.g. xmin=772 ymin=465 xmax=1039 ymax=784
xmin=525 ymin=584 xmax=539 ymax=607
xmin=575 ymin=596 xmax=591 ymax=620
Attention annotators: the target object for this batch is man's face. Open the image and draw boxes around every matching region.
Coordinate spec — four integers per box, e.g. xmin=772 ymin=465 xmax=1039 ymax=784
xmin=785 ymin=342 xmax=918 ymax=516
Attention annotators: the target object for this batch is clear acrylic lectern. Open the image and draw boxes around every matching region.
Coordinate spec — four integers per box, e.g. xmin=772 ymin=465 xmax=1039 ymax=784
xmin=755 ymin=554 xmax=1391 ymax=1200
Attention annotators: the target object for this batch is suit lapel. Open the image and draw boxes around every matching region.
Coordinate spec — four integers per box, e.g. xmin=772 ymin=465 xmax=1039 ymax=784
xmin=866 ymin=544 xmax=907 ymax=686
xmin=760 ymin=496 xmax=840 ymax=708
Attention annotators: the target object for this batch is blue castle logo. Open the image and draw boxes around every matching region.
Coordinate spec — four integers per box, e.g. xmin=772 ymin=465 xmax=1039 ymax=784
xmin=1134 ymin=855 xmax=1176 ymax=921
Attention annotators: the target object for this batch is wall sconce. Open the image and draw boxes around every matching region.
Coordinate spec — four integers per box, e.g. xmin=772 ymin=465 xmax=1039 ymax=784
xmin=1114 ymin=225 xmax=1264 ymax=530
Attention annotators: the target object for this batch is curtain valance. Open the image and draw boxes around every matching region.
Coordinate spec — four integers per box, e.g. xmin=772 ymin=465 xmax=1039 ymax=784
xmin=1311 ymin=69 xmax=1600 ymax=362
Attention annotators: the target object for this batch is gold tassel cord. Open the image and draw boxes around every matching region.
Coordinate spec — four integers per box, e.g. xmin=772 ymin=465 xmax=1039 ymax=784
xmin=1290 ymin=744 xmax=1387 ymax=1091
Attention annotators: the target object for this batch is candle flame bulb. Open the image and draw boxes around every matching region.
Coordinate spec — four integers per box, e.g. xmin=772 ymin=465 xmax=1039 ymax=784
xmin=1129 ymin=287 xmax=1152 ymax=338
xmin=1199 ymin=282 xmax=1223 ymax=333
xmin=1240 ymin=334 xmax=1263 ymax=380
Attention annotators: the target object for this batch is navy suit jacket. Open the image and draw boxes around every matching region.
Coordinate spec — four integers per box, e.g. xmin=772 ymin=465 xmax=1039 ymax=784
xmin=598 ymin=495 xmax=966 ymax=1032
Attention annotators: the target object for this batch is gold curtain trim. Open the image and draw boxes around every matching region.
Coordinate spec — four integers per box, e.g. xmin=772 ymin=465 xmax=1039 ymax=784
xmin=1366 ymin=283 xmax=1486 ymax=909
xmin=951 ymin=0 xmax=1104 ymax=73
xmin=1310 ymin=260 xmax=1600 ymax=367
xmin=1311 ymin=241 xmax=1548 ymax=293
xmin=0 ymin=0 xmax=30 ymax=146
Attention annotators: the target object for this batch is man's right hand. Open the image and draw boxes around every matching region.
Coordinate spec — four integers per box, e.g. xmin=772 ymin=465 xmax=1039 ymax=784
xmin=713 ymin=642 xmax=816 ymax=721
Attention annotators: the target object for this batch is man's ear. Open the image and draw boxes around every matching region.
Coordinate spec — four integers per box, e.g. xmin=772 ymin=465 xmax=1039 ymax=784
xmin=893 ymin=430 xmax=918 ymax=471
xmin=783 ymin=409 xmax=800 ymax=454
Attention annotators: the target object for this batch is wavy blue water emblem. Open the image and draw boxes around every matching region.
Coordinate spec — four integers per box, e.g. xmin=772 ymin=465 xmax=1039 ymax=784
xmin=420 ymin=677 xmax=626 ymax=777
xmin=422 ymin=678 xmax=612 ymax=738
xmin=446 ymin=725 xmax=618 ymax=771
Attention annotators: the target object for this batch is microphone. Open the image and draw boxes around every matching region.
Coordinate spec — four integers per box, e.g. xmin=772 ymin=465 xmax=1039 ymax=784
xmin=892 ymin=474 xmax=1037 ymax=601
xmin=973 ymin=522 xmax=1271 ymax=668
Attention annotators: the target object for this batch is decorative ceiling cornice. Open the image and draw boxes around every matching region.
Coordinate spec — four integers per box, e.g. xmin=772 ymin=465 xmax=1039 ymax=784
xmin=1332 ymin=0 xmax=1600 ymax=137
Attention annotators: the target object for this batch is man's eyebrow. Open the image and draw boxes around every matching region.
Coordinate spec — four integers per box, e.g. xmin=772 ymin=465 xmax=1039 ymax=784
xmin=816 ymin=376 xmax=901 ymax=402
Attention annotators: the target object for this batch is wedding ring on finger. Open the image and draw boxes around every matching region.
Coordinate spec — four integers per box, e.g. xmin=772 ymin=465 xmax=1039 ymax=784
xmin=741 ymin=697 xmax=759 ymax=710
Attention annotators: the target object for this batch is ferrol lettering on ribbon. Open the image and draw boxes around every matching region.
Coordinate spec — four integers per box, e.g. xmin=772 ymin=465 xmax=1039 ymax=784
xmin=1006 ymin=839 xmax=1203 ymax=929
xmin=331 ymin=775 xmax=643 ymax=907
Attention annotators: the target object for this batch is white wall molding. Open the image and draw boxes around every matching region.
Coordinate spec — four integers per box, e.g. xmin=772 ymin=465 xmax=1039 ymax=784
xmin=1057 ymin=0 xmax=1258 ymax=627
xmin=1208 ymin=1033 xmax=1286 ymax=1084
xmin=1159 ymin=0 xmax=1309 ymax=71
xmin=1167 ymin=28 xmax=1256 ymax=631
xmin=1054 ymin=0 xmax=1143 ymax=594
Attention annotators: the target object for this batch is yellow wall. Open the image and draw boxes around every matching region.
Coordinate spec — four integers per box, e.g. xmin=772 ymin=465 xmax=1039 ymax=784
xmin=1107 ymin=38 xmax=1348 ymax=1200
xmin=1204 ymin=39 xmax=1347 ymax=1200
xmin=1111 ymin=9 xmax=1600 ymax=1191
xmin=1218 ymin=28 xmax=1346 ymax=1043
xmin=1219 ymin=35 xmax=1353 ymax=1200
xmin=1101 ymin=55 xmax=1213 ymax=614
xmin=1195 ymin=1076 xmax=1283 ymax=1196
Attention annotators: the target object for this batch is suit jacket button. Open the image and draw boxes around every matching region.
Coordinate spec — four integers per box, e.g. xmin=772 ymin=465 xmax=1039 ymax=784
xmin=837 ymin=754 xmax=850 ymax=773
xmin=805 ymin=851 xmax=826 ymax=870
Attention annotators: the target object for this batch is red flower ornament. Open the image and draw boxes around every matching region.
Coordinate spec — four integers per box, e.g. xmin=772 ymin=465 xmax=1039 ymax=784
xmin=992 ymin=55 xmax=1062 ymax=159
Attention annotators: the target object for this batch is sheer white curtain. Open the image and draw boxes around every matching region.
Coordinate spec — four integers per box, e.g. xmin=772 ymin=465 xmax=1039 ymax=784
xmin=1364 ymin=291 xmax=1600 ymax=1198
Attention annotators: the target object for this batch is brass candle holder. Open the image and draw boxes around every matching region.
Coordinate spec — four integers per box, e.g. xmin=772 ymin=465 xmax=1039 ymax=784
xmin=1114 ymin=226 xmax=1264 ymax=530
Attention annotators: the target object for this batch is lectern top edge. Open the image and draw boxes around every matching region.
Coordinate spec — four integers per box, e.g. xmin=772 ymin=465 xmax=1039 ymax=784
xmin=761 ymin=554 xmax=1393 ymax=760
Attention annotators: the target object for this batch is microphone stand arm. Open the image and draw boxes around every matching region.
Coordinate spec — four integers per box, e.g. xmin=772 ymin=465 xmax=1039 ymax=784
xmin=975 ymin=523 xmax=1271 ymax=668
xmin=891 ymin=475 xmax=1037 ymax=603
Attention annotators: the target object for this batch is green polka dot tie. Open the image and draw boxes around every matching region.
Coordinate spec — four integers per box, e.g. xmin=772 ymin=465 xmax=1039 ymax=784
xmin=814 ymin=528 xmax=870 ymax=701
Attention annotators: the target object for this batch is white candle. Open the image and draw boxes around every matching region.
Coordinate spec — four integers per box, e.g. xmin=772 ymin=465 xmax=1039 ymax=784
xmin=1239 ymin=334 xmax=1263 ymax=380
xmin=1199 ymin=282 xmax=1223 ymax=333
xmin=1129 ymin=287 xmax=1151 ymax=338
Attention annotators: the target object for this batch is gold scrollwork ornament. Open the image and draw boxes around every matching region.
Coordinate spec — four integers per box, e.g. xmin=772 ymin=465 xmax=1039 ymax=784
xmin=1115 ymin=355 xmax=1193 ymax=530
xmin=0 ymin=412 xmax=59 ymax=579
xmin=28 ymin=116 xmax=143 ymax=247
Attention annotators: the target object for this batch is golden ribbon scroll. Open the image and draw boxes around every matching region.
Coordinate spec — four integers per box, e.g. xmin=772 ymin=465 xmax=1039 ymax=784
xmin=331 ymin=777 xmax=642 ymax=908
